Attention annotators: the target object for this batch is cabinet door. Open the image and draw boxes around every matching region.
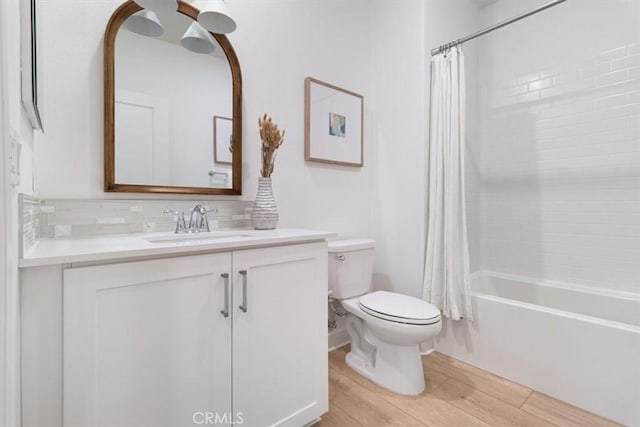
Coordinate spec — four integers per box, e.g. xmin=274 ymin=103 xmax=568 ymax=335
xmin=63 ymin=253 xmax=233 ymax=427
xmin=233 ymin=242 xmax=328 ymax=427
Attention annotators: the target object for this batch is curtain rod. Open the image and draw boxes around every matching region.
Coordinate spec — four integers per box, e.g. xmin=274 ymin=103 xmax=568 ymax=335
xmin=430 ymin=0 xmax=568 ymax=56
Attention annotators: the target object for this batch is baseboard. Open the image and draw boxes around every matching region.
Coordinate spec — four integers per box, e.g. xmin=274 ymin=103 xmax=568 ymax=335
xmin=328 ymin=327 xmax=349 ymax=351
xmin=420 ymin=339 xmax=434 ymax=355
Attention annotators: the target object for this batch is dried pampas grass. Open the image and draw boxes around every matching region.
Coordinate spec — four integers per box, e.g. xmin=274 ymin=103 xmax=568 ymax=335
xmin=258 ymin=114 xmax=285 ymax=177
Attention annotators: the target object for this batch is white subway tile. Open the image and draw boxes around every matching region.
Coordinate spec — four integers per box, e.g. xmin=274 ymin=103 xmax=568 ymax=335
xmin=596 ymin=94 xmax=628 ymax=110
xmin=596 ymin=70 xmax=628 ymax=87
xmin=528 ymin=78 xmax=553 ymax=92
xmin=628 ymin=43 xmax=640 ymax=56
xmin=505 ymin=84 xmax=529 ymax=97
xmin=96 ymin=217 xmax=126 ymax=225
xmin=580 ymin=65 xmax=596 ymax=79
xmin=597 ymin=46 xmax=627 ymax=63
xmin=626 ymin=103 xmax=640 ymax=117
xmin=612 ymin=54 xmax=640 ymax=71
xmin=142 ymin=221 xmax=156 ymax=233
xmin=540 ymin=87 xmax=564 ymax=99
xmin=628 ymin=67 xmax=640 ymax=81
xmin=596 ymin=62 xmax=612 ymax=76
xmin=541 ymin=65 xmax=566 ymax=79
xmin=517 ymin=72 xmax=540 ymax=85
xmin=553 ymin=73 xmax=573 ymax=87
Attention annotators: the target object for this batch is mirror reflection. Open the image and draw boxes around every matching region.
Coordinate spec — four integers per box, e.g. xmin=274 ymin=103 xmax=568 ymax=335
xmin=114 ymin=7 xmax=233 ymax=189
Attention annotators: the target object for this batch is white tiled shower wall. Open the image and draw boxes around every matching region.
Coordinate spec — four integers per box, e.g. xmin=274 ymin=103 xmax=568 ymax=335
xmin=470 ymin=0 xmax=640 ymax=294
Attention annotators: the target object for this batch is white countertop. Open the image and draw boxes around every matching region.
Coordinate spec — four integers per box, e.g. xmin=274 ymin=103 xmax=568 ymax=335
xmin=20 ymin=228 xmax=337 ymax=268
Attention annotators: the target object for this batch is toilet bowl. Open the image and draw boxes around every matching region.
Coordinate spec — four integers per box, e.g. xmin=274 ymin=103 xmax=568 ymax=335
xmin=328 ymin=239 xmax=442 ymax=395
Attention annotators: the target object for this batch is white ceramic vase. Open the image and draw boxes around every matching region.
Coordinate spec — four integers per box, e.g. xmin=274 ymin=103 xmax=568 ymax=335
xmin=251 ymin=177 xmax=278 ymax=230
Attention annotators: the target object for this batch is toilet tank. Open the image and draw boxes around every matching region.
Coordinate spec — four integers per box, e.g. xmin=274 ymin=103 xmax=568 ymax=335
xmin=328 ymin=238 xmax=375 ymax=299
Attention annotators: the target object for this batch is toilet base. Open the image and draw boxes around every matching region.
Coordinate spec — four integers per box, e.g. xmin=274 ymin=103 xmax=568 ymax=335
xmin=345 ymin=342 xmax=426 ymax=395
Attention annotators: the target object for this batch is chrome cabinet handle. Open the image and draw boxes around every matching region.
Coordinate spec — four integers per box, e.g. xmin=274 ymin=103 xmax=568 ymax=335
xmin=220 ymin=273 xmax=230 ymax=318
xmin=238 ymin=270 xmax=248 ymax=312
xmin=336 ymin=255 xmax=345 ymax=261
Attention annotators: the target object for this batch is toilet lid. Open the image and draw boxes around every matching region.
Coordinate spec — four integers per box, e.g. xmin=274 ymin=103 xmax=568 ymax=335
xmin=359 ymin=291 xmax=441 ymax=325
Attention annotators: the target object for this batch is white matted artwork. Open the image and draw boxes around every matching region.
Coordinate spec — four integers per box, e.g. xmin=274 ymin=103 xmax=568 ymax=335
xmin=305 ymin=77 xmax=363 ymax=167
xmin=213 ymin=116 xmax=233 ymax=164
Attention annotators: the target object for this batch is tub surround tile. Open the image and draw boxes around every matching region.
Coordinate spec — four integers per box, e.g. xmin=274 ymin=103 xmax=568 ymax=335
xmin=477 ymin=39 xmax=640 ymax=294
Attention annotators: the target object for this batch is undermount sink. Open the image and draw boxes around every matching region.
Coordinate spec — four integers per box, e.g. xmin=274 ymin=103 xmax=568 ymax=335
xmin=144 ymin=232 xmax=255 ymax=244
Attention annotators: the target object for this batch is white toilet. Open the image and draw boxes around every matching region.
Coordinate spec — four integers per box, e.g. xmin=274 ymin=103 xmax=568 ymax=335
xmin=328 ymin=238 xmax=442 ymax=395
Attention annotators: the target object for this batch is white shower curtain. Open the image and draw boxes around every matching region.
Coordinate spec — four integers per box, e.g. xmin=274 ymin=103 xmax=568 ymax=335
xmin=422 ymin=46 xmax=473 ymax=321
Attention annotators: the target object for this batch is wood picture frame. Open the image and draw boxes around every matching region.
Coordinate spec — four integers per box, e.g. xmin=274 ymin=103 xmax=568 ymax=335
xmin=213 ymin=116 xmax=233 ymax=165
xmin=304 ymin=77 xmax=363 ymax=167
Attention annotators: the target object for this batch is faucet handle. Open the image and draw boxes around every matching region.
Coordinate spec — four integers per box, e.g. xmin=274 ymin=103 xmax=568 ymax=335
xmin=164 ymin=210 xmax=187 ymax=234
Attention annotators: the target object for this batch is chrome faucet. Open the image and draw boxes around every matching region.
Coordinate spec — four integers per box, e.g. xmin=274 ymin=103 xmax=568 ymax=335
xmin=188 ymin=204 xmax=210 ymax=233
xmin=164 ymin=205 xmax=212 ymax=234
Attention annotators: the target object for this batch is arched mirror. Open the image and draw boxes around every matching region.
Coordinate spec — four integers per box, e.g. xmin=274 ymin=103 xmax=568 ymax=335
xmin=104 ymin=1 xmax=242 ymax=195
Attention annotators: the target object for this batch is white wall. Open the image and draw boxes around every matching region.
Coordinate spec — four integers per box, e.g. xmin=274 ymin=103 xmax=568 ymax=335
xmin=369 ymin=0 xmax=427 ymax=297
xmin=475 ymin=0 xmax=640 ymax=293
xmin=0 ymin=0 xmax=38 ymax=425
xmin=34 ymin=0 xmax=376 ymax=238
xmin=368 ymin=0 xmax=479 ymax=298
xmin=228 ymin=0 xmax=375 ymax=236
xmin=359 ymin=0 xmax=478 ymax=356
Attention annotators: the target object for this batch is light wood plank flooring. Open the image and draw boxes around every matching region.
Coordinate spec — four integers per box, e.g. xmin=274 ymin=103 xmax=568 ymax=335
xmin=319 ymin=345 xmax=620 ymax=427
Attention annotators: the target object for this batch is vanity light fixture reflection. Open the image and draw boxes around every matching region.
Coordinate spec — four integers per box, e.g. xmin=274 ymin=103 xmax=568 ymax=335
xmin=123 ymin=10 xmax=164 ymax=37
xmin=133 ymin=0 xmax=177 ymax=13
xmin=180 ymin=22 xmax=216 ymax=54
xmin=194 ymin=0 xmax=237 ymax=34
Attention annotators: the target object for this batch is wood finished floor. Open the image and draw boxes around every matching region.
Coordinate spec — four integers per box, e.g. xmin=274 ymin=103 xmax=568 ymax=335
xmin=319 ymin=345 xmax=620 ymax=427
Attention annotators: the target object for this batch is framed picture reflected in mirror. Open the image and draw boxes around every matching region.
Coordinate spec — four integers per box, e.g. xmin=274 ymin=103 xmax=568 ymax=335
xmin=214 ymin=116 xmax=233 ymax=165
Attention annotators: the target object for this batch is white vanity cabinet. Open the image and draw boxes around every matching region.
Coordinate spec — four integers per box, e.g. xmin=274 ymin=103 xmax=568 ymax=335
xmin=46 ymin=241 xmax=328 ymax=427
xmin=63 ymin=252 xmax=234 ymax=427
xmin=232 ymin=244 xmax=328 ymax=427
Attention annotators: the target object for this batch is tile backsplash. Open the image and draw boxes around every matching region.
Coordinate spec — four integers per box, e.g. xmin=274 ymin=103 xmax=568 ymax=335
xmin=19 ymin=195 xmax=41 ymax=256
xmin=20 ymin=197 xmax=253 ymax=250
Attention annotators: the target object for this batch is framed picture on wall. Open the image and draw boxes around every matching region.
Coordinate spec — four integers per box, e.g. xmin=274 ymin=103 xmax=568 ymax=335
xmin=21 ymin=0 xmax=43 ymax=130
xmin=304 ymin=77 xmax=363 ymax=167
xmin=213 ymin=116 xmax=233 ymax=164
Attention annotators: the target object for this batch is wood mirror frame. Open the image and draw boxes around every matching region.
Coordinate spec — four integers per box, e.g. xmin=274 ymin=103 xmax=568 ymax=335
xmin=104 ymin=0 xmax=242 ymax=195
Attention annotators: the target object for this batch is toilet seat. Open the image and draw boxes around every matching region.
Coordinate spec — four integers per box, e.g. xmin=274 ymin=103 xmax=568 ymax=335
xmin=359 ymin=291 xmax=441 ymax=325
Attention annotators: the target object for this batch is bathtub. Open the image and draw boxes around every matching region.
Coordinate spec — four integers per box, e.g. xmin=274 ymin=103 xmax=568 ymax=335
xmin=434 ymin=271 xmax=640 ymax=426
